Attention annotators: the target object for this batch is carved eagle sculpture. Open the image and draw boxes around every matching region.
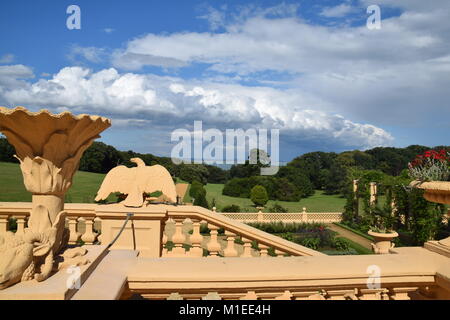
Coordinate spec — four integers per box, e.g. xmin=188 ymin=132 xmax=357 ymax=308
xmin=95 ymin=158 xmax=177 ymax=207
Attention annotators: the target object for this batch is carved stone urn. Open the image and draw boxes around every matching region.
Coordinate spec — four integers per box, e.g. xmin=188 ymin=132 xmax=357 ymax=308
xmin=0 ymin=107 xmax=110 ymax=288
xmin=368 ymin=230 xmax=398 ymax=254
xmin=410 ymin=180 xmax=450 ymax=204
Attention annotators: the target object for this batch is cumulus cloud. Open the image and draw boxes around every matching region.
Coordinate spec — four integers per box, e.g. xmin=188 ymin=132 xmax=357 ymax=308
xmin=0 ymin=66 xmax=393 ymax=151
xmin=108 ymin=0 xmax=450 ymax=128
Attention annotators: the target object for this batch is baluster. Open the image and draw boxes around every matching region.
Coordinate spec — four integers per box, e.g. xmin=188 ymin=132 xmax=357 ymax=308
xmin=275 ymin=249 xmax=285 ymax=257
xmin=68 ymin=216 xmax=81 ymax=245
xmin=240 ymin=291 xmax=258 ymax=300
xmin=171 ymin=218 xmax=187 ymax=256
xmin=241 ymin=237 xmax=253 ymax=257
xmin=202 ymin=292 xmax=222 ymax=300
xmin=94 ymin=216 xmax=102 ymax=243
xmin=188 ymin=219 xmax=204 ymax=257
xmin=223 ymin=231 xmax=238 ymax=257
xmin=259 ymin=244 xmax=269 ymax=257
xmin=207 ymin=224 xmax=221 ymax=257
xmin=275 ymin=290 xmax=293 ymax=300
xmin=0 ymin=214 xmax=9 ymax=235
xmin=162 ymin=233 xmax=168 ymax=256
xmin=14 ymin=215 xmax=27 ymax=235
xmin=80 ymin=216 xmax=98 ymax=245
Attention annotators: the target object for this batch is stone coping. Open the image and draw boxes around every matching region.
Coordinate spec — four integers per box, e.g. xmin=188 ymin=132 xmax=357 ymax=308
xmin=128 ymin=248 xmax=447 ymax=288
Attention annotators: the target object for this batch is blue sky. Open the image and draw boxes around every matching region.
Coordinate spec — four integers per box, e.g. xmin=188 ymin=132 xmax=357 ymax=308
xmin=0 ymin=0 xmax=449 ymax=162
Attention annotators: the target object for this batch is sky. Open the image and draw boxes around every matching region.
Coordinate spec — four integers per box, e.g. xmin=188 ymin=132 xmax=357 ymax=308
xmin=0 ymin=0 xmax=449 ymax=162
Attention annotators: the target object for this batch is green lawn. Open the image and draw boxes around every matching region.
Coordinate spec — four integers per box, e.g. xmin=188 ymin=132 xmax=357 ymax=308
xmin=0 ymin=161 xmax=108 ymax=203
xmin=185 ymin=183 xmax=345 ymax=213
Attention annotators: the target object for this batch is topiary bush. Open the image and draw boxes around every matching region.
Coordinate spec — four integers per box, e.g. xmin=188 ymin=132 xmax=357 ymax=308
xmin=250 ymin=185 xmax=268 ymax=207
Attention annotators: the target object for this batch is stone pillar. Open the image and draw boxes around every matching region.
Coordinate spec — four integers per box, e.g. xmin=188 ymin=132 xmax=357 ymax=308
xmin=302 ymin=207 xmax=307 ymax=223
xmin=95 ymin=204 xmax=167 ymax=258
xmin=257 ymin=208 xmax=264 ymax=222
xmin=353 ymin=179 xmax=359 ymax=217
xmin=370 ymin=182 xmax=378 ymax=206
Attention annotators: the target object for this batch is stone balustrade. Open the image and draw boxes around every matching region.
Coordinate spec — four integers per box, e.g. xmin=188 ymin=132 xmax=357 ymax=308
xmin=216 ymin=207 xmax=342 ymax=224
xmin=1 ymin=202 xmax=450 ymax=300
xmin=162 ymin=206 xmax=323 ymax=258
xmin=0 ymin=202 xmax=322 ymax=258
xmin=0 ymin=203 xmax=100 ymax=245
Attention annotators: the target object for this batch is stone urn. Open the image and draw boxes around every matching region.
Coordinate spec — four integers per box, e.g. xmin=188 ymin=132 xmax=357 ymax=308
xmin=410 ymin=180 xmax=450 ymax=204
xmin=368 ymin=230 xmax=399 ymax=254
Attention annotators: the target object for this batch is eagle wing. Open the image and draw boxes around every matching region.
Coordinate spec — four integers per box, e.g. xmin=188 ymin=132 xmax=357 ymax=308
xmin=139 ymin=165 xmax=177 ymax=203
xmin=95 ymin=166 xmax=136 ymax=201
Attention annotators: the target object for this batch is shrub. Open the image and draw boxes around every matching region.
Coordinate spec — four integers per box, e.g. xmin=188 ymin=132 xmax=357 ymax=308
xmin=221 ymin=205 xmax=241 ymax=212
xmin=268 ymin=203 xmax=288 ymax=213
xmin=250 ymin=185 xmax=268 ymax=207
xmin=332 ymin=237 xmax=350 ymax=251
xmin=299 ymin=237 xmax=320 ymax=250
xmin=408 ymin=149 xmax=450 ymax=181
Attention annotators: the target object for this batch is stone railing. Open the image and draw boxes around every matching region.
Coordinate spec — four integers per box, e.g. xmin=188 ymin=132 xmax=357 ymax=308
xmin=216 ymin=207 xmax=342 ymax=223
xmin=162 ymin=206 xmax=323 ymax=258
xmin=126 ymin=246 xmax=450 ymax=300
xmin=0 ymin=202 xmax=323 ymax=258
xmin=0 ymin=202 xmax=100 ymax=245
xmin=2 ymin=202 xmax=450 ymax=300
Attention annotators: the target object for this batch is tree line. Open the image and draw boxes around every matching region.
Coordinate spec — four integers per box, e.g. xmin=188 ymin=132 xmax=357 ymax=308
xmin=1 ymin=136 xmax=448 ymax=201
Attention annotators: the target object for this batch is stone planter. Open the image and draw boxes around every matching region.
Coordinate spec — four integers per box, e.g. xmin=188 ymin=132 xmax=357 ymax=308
xmin=410 ymin=180 xmax=450 ymax=205
xmin=368 ymin=230 xmax=398 ymax=254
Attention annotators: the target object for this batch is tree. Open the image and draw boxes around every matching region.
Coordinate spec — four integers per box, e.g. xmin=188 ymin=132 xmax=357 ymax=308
xmin=79 ymin=142 xmax=123 ymax=173
xmin=178 ymin=164 xmax=209 ymax=184
xmin=193 ymin=191 xmax=209 ymax=209
xmin=250 ymin=185 xmax=268 ymax=207
xmin=205 ymin=165 xmax=229 ymax=183
xmin=0 ymin=137 xmax=15 ymax=162
xmin=189 ymin=180 xmax=206 ymax=199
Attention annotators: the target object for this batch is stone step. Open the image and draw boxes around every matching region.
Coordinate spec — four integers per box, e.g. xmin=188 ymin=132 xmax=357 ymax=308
xmin=71 ymin=250 xmax=138 ymax=300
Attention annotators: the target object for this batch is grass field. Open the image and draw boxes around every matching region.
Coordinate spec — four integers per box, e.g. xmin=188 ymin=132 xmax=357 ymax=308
xmin=0 ymin=162 xmax=346 ymax=212
xmin=0 ymin=161 xmax=109 ymax=203
xmin=185 ymin=183 xmax=346 ymax=212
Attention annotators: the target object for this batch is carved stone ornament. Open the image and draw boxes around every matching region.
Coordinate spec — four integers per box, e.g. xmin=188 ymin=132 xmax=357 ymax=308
xmin=0 ymin=107 xmax=110 ymax=289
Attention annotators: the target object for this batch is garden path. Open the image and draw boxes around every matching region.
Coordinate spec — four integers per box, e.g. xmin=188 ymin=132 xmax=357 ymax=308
xmin=326 ymin=224 xmax=373 ymax=250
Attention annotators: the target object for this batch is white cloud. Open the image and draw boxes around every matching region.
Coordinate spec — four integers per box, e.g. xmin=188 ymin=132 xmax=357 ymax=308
xmin=0 ymin=64 xmax=34 ymax=89
xmin=107 ymin=1 xmax=450 ymax=129
xmin=103 ymin=28 xmax=115 ymax=34
xmin=0 ymin=66 xmax=393 ymax=151
xmin=320 ymin=4 xmax=356 ymax=18
xmin=68 ymin=45 xmax=107 ymax=63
